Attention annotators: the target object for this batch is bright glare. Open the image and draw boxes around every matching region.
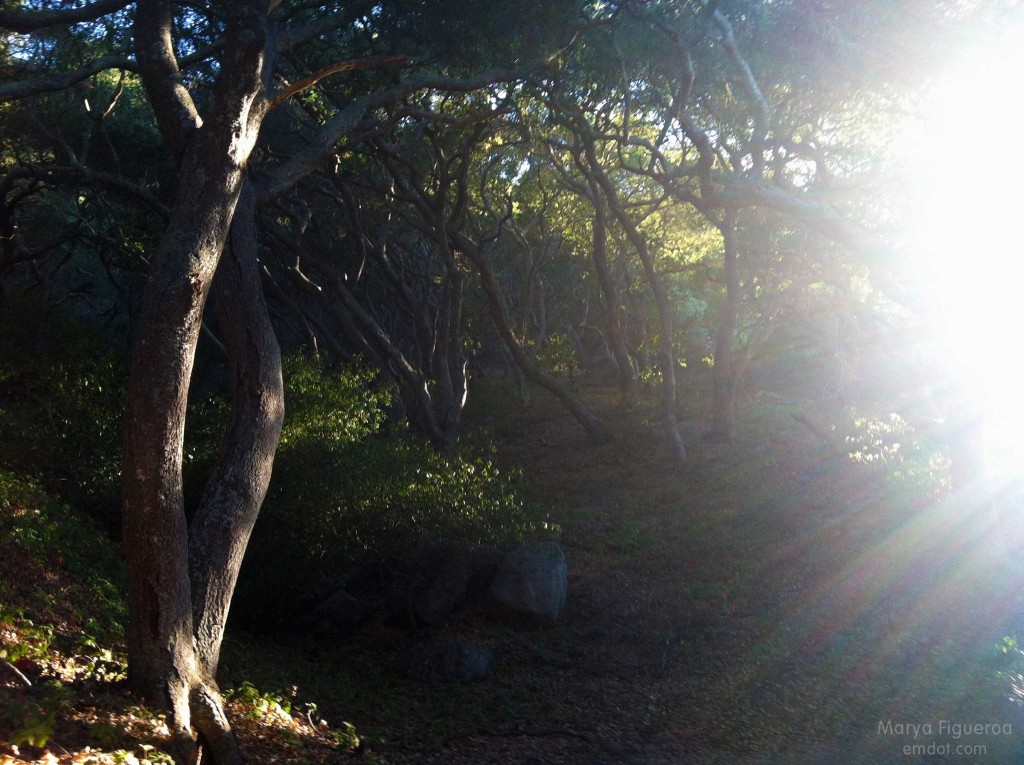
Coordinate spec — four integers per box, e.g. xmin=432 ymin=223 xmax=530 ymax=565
xmin=902 ymin=21 xmax=1024 ymax=482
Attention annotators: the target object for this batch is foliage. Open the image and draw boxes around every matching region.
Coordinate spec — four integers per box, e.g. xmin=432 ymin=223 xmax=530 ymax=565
xmin=277 ymin=356 xmax=390 ymax=449
xmin=842 ymin=409 xmax=950 ymax=497
xmin=234 ymin=355 xmax=539 ymax=627
xmin=0 ymin=338 xmax=536 ymax=631
xmin=223 ymin=680 xmax=365 ymax=755
xmin=532 ymin=331 xmax=580 ymax=378
xmin=226 ymin=681 xmax=298 ymax=725
xmin=845 ymin=411 xmax=912 ymax=466
xmin=0 ymin=606 xmax=56 ymax=664
xmin=0 ymin=471 xmax=129 ymax=754
xmin=0 ymin=679 xmax=75 ymax=749
xmin=0 ymin=321 xmax=126 ymax=517
xmin=0 ymin=470 xmax=126 ymax=639
xmin=0 ymin=313 xmax=235 ymax=523
xmin=997 ymin=636 xmax=1024 ymax=709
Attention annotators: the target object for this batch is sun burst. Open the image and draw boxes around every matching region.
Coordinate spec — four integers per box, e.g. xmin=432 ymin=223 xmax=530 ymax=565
xmin=901 ymin=19 xmax=1024 ymax=484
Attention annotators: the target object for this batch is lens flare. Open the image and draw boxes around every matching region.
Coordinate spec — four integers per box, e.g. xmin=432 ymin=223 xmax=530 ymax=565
xmin=901 ymin=21 xmax=1024 ymax=485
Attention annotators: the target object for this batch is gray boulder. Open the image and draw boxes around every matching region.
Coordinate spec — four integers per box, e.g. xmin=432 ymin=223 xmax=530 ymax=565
xmin=397 ymin=637 xmax=494 ymax=682
xmin=409 ymin=543 xmax=502 ymax=626
xmin=304 ymin=588 xmax=370 ymax=637
xmin=341 ymin=545 xmax=502 ymax=629
xmin=487 ymin=542 xmax=567 ymax=627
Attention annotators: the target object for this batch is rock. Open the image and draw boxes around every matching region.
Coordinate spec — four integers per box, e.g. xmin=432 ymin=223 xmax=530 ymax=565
xmin=487 ymin=542 xmax=567 ymax=627
xmin=373 ymin=543 xmax=502 ymax=628
xmin=410 ymin=543 xmax=501 ymax=626
xmin=304 ymin=588 xmax=370 ymax=637
xmin=396 ymin=637 xmax=494 ymax=682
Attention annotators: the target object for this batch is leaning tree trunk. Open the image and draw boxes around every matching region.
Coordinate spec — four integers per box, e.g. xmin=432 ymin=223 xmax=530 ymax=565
xmin=590 ymin=194 xmax=639 ymax=405
xmin=585 ymin=150 xmax=686 ymax=465
xmin=189 ymin=183 xmax=284 ymax=678
xmin=710 ymin=212 xmax=740 ymax=441
xmin=462 ymin=236 xmax=614 ymax=444
xmin=124 ymin=1 xmax=271 ymax=762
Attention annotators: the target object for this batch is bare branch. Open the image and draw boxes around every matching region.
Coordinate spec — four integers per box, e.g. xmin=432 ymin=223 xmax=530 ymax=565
xmin=265 ymin=61 xmax=551 ymax=198
xmin=705 ymin=3 xmax=772 ymax=173
xmin=94 ymin=69 xmax=127 ymax=121
xmin=710 ymin=178 xmax=881 ymax=255
xmin=0 ymin=0 xmax=131 ymax=33
xmin=274 ymin=0 xmax=378 ymax=51
xmin=45 ymin=165 xmax=171 ymax=220
xmin=1 ymin=657 xmax=31 ymax=688
xmin=269 ymin=55 xmax=412 ymax=109
xmin=0 ymin=56 xmax=132 ymax=102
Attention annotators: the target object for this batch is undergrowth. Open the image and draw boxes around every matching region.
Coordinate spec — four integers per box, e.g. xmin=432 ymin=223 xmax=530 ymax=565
xmin=0 ymin=339 xmax=538 ymax=759
xmin=235 ymin=356 xmax=542 ymax=628
xmin=0 ymin=471 xmax=366 ymax=764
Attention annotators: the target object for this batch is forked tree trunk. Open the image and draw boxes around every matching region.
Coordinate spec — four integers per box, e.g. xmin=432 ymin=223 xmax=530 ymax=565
xmin=121 ymin=141 xmax=250 ymax=765
xmin=124 ymin=1 xmax=272 ymax=761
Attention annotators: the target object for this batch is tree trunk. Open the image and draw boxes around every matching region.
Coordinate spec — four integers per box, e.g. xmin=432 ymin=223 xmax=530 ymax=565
xmin=463 ymin=239 xmax=614 ymax=444
xmin=591 ymin=210 xmax=640 ymax=405
xmin=121 ymin=133 xmax=249 ymax=765
xmin=437 ymin=272 xmax=469 ymax=444
xmin=269 ymin=223 xmax=466 ymax=451
xmin=711 ymin=213 xmax=740 ymax=441
xmin=585 ymin=150 xmax=685 ymax=465
xmin=124 ymin=1 xmax=271 ymax=761
xmin=189 ymin=183 xmax=284 ymax=677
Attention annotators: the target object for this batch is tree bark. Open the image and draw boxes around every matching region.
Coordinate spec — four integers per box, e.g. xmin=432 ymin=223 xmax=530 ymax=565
xmin=123 ymin=1 xmax=271 ymax=761
xmin=591 ymin=209 xmax=640 ymax=405
xmin=189 ymin=183 xmax=284 ymax=678
xmin=121 ymin=124 xmax=251 ymax=762
xmin=711 ymin=212 xmax=740 ymax=441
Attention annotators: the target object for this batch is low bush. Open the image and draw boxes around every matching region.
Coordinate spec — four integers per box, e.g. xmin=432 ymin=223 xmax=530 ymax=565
xmin=233 ymin=356 xmax=540 ymax=629
xmin=0 ymin=330 xmax=538 ymax=632
xmin=0 ymin=350 xmax=126 ymax=520
xmin=0 ymin=469 xmax=127 ymax=639
xmin=0 ymin=470 xmax=128 ymax=752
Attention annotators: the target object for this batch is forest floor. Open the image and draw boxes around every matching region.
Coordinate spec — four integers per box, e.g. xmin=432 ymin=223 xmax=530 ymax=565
xmin=231 ymin=379 xmax=1024 ymax=764
xmin=6 ymin=378 xmax=1024 ymax=763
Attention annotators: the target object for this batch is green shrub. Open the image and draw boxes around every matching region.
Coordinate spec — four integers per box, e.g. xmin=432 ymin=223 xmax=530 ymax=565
xmin=0 ymin=678 xmax=74 ymax=748
xmin=278 ymin=355 xmax=390 ymax=447
xmin=533 ymin=332 xmax=580 ymax=378
xmin=0 ymin=351 xmax=126 ymax=516
xmin=0 ymin=338 xmax=538 ymax=632
xmin=271 ymin=435 xmax=532 ymax=556
xmin=0 ymin=313 xmax=231 ymax=523
xmin=0 ymin=469 xmax=127 ymax=639
xmin=842 ymin=408 xmax=951 ymax=500
xmin=233 ymin=356 xmax=539 ymax=628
